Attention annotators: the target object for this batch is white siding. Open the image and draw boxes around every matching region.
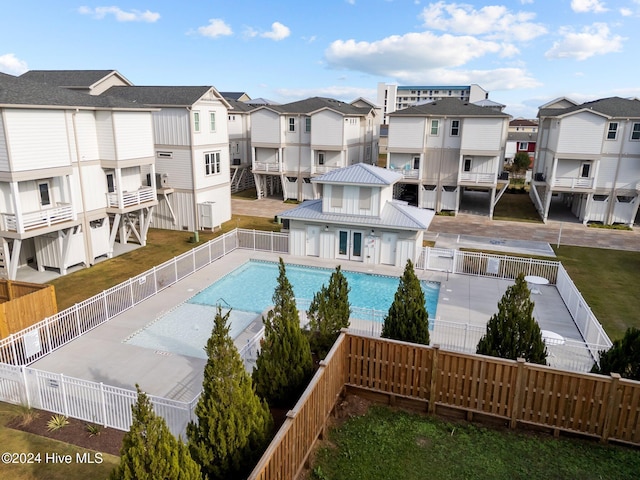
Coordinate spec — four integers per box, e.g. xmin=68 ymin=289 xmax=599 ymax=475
xmin=194 ymin=146 xmax=231 ymax=190
xmin=113 ymin=112 xmax=154 ymax=160
xmin=73 ymin=111 xmax=100 ymax=162
xmin=345 ymin=117 xmax=361 ymax=146
xmin=595 ymin=157 xmax=618 ymax=189
xmin=155 ymin=148 xmax=193 ymax=189
xmin=616 ymin=158 xmax=640 ymax=190
xmin=251 ymin=109 xmax=281 ymax=144
xmin=460 ymin=118 xmax=505 ymax=151
xmin=96 ymin=111 xmax=115 ymax=161
xmin=193 ymin=100 xmax=229 ymax=148
xmin=153 ymin=108 xmax=190 ymax=146
xmin=0 ymin=114 xmax=9 ymax=171
xmin=311 ymin=110 xmax=343 ymax=147
xmin=152 ymin=190 xmax=195 ymax=231
xmin=388 ymin=117 xmax=425 ymax=150
xmin=195 ymin=184 xmax=231 ymax=228
xmin=76 ymin=164 xmax=108 ymax=212
xmin=5 ymin=109 xmax=71 ymax=171
xmin=556 ymin=112 xmax=605 ymax=155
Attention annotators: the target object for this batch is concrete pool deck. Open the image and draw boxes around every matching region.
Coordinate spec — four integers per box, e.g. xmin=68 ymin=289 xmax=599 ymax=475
xmin=30 ymin=249 xmax=591 ymax=402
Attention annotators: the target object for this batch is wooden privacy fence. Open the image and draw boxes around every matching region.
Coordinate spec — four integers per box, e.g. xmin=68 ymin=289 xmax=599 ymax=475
xmin=0 ymin=280 xmax=57 ymax=339
xmin=249 ymin=332 xmax=640 ymax=480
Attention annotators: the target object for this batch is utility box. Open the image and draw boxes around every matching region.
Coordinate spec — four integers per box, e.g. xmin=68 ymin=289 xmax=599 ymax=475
xmin=147 ymin=173 xmax=169 ymax=188
xmin=198 ymin=201 xmax=220 ymax=230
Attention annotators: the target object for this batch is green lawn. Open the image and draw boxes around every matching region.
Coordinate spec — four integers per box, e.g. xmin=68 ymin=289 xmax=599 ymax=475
xmin=310 ymin=405 xmax=640 ymax=480
xmin=554 ymin=245 xmax=640 ymax=340
xmin=0 ymin=404 xmax=119 ymax=480
xmin=493 ymin=192 xmax=542 ymax=223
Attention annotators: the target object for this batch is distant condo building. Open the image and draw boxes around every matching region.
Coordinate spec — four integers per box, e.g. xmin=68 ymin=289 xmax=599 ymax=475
xmin=377 ymin=82 xmax=489 ymax=124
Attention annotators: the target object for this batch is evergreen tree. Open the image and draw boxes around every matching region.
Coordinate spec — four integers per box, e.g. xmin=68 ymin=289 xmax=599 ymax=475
xmin=591 ymin=327 xmax=640 ymax=380
xmin=476 ymin=273 xmax=548 ymax=365
xmin=512 ymin=151 xmax=531 ymax=174
xmin=187 ymin=307 xmax=273 ymax=480
xmin=307 ymin=265 xmax=351 ymax=358
xmin=111 ymin=386 xmax=201 ymax=480
xmin=252 ymin=258 xmax=314 ymax=407
xmin=381 ymin=259 xmax=430 ymax=345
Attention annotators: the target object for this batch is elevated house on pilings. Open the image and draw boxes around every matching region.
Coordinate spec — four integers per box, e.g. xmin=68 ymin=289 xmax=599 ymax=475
xmin=0 ymin=72 xmax=158 ymax=280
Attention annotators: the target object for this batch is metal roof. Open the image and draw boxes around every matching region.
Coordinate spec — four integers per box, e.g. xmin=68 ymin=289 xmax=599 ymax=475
xmin=0 ymin=72 xmax=152 ymax=109
xmin=278 ymin=199 xmax=434 ymax=231
xmin=311 ymin=163 xmax=402 ymax=186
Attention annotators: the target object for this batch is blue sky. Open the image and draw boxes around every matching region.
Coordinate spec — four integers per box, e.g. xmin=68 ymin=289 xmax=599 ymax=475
xmin=1 ymin=0 xmax=639 ymax=118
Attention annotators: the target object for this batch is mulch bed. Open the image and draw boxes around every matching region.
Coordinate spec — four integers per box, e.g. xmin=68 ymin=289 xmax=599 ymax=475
xmin=7 ymin=409 xmax=125 ymax=456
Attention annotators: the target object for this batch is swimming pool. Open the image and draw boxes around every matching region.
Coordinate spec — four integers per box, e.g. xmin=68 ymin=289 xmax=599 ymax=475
xmin=125 ymin=260 xmax=440 ymax=359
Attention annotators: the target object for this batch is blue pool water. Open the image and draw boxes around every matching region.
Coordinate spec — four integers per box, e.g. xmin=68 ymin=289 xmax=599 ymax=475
xmin=125 ymin=260 xmax=439 ymax=359
xmin=189 ymin=260 xmax=440 ymax=320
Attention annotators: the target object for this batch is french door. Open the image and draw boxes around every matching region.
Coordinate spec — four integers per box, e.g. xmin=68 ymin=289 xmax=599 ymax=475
xmin=337 ymin=229 xmax=363 ymax=261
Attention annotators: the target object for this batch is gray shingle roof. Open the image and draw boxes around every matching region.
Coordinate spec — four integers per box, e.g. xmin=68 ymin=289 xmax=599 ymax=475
xmin=102 ymin=86 xmax=215 ymax=106
xmin=278 ymin=199 xmax=434 ymax=231
xmin=0 ymin=72 xmax=151 ymax=109
xmin=220 ymin=92 xmax=248 ymax=101
xmin=539 ymin=97 xmax=640 ymax=119
xmin=311 ymin=163 xmax=402 ymax=186
xmin=19 ymin=70 xmax=128 ymax=88
xmin=389 ymin=97 xmax=509 ymax=117
xmin=507 ymin=132 xmax=537 ymax=142
xmin=257 ymin=97 xmax=371 ymax=116
xmin=226 ymin=98 xmax=254 ymax=113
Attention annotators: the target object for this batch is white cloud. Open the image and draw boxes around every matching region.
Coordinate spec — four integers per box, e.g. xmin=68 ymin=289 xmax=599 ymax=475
xmin=77 ymin=6 xmax=160 ymax=22
xmin=545 ymin=23 xmax=624 ymax=60
xmin=420 ymin=2 xmax=547 ymax=42
xmin=396 ymin=67 xmax=541 ymax=91
xmin=570 ymin=0 xmax=608 ymax=13
xmin=325 ymin=31 xmax=501 ymax=75
xmin=619 ymin=7 xmax=633 ymax=16
xmin=346 ymin=0 xmax=356 ymax=4
xmin=0 ymin=53 xmax=28 ymax=75
xmin=261 ymin=22 xmax=290 ymax=41
xmin=197 ymin=19 xmax=233 ymax=38
xmin=520 ymin=0 xmax=534 ymax=4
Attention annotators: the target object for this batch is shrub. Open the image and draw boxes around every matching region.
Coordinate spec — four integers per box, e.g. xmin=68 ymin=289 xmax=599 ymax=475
xmin=591 ymin=327 xmax=640 ymax=380
xmin=46 ymin=414 xmax=69 ymax=432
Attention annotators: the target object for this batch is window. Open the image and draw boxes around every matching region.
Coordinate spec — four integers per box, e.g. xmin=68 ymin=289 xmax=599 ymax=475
xmin=631 ymin=123 xmax=640 ymax=140
xmin=305 ymin=117 xmax=311 ymax=133
xmin=318 ymin=152 xmax=325 ymax=165
xmin=607 ymin=122 xmax=618 ymax=140
xmin=430 ymin=119 xmax=439 ymax=135
xmin=38 ymin=182 xmax=51 ymax=207
xmin=193 ymin=112 xmax=200 ymax=132
xmin=228 ymin=115 xmax=236 ymax=121
xmin=580 ymin=162 xmax=591 ymax=178
xmin=413 ymin=156 xmax=420 ymax=169
xmin=106 ymin=173 xmax=115 ymax=193
xmin=359 ymin=187 xmax=371 ymax=210
xmin=205 ymin=152 xmax=221 ymax=175
xmin=518 ymin=142 xmax=528 ymax=151
xmin=288 ymin=117 xmax=295 ymax=132
xmin=157 ymin=151 xmax=173 ymax=158
xmin=450 ymin=120 xmax=460 ymax=136
xmin=331 ymin=185 xmax=343 ymax=208
xmin=463 ymin=158 xmax=472 ymax=172
xmin=210 ymin=112 xmax=216 ymax=132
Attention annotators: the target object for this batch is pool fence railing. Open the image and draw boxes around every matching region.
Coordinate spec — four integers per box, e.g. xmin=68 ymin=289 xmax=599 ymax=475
xmin=0 ymin=227 xmax=614 ymax=439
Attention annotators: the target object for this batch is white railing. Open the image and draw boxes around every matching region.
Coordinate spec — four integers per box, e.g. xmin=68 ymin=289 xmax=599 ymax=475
xmin=459 ymin=172 xmax=495 ymax=184
xmin=312 ymin=165 xmax=341 ymax=175
xmin=1 ymin=364 xmax=195 ymax=438
xmin=2 ymin=204 xmax=74 ymax=233
xmin=106 ymin=187 xmax=155 ymax=209
xmin=0 ymin=230 xmax=615 ymax=439
xmin=555 ymin=264 xmax=613 ymax=357
xmin=553 ymin=177 xmax=594 ymax=189
xmin=253 ymin=162 xmax=281 ymax=173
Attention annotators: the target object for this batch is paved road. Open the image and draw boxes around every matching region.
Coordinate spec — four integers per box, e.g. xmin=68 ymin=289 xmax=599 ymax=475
xmin=232 ymin=197 xmax=640 ymax=252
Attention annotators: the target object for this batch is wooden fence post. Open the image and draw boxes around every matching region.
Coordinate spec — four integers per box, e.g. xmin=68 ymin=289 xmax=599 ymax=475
xmin=510 ymin=358 xmax=526 ymax=429
xmin=428 ymin=345 xmax=440 ymax=414
xmin=601 ymin=373 xmax=621 ymax=444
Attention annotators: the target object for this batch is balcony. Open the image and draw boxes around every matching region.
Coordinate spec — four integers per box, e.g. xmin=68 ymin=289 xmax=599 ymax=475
xmin=459 ymin=172 xmax=496 ymax=184
xmin=107 ymin=187 xmax=155 ymax=209
xmin=552 ymin=177 xmax=594 ymax=190
xmin=253 ymin=162 xmax=281 ymax=173
xmin=389 ymin=165 xmax=420 ymax=179
xmin=2 ymin=203 xmax=74 ymax=233
xmin=312 ymin=164 xmax=341 ymax=175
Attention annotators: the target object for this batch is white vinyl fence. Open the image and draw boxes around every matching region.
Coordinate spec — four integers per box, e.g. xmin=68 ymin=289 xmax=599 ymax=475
xmin=0 ymin=229 xmax=613 ymax=441
xmin=0 ymin=363 xmax=196 ymax=438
